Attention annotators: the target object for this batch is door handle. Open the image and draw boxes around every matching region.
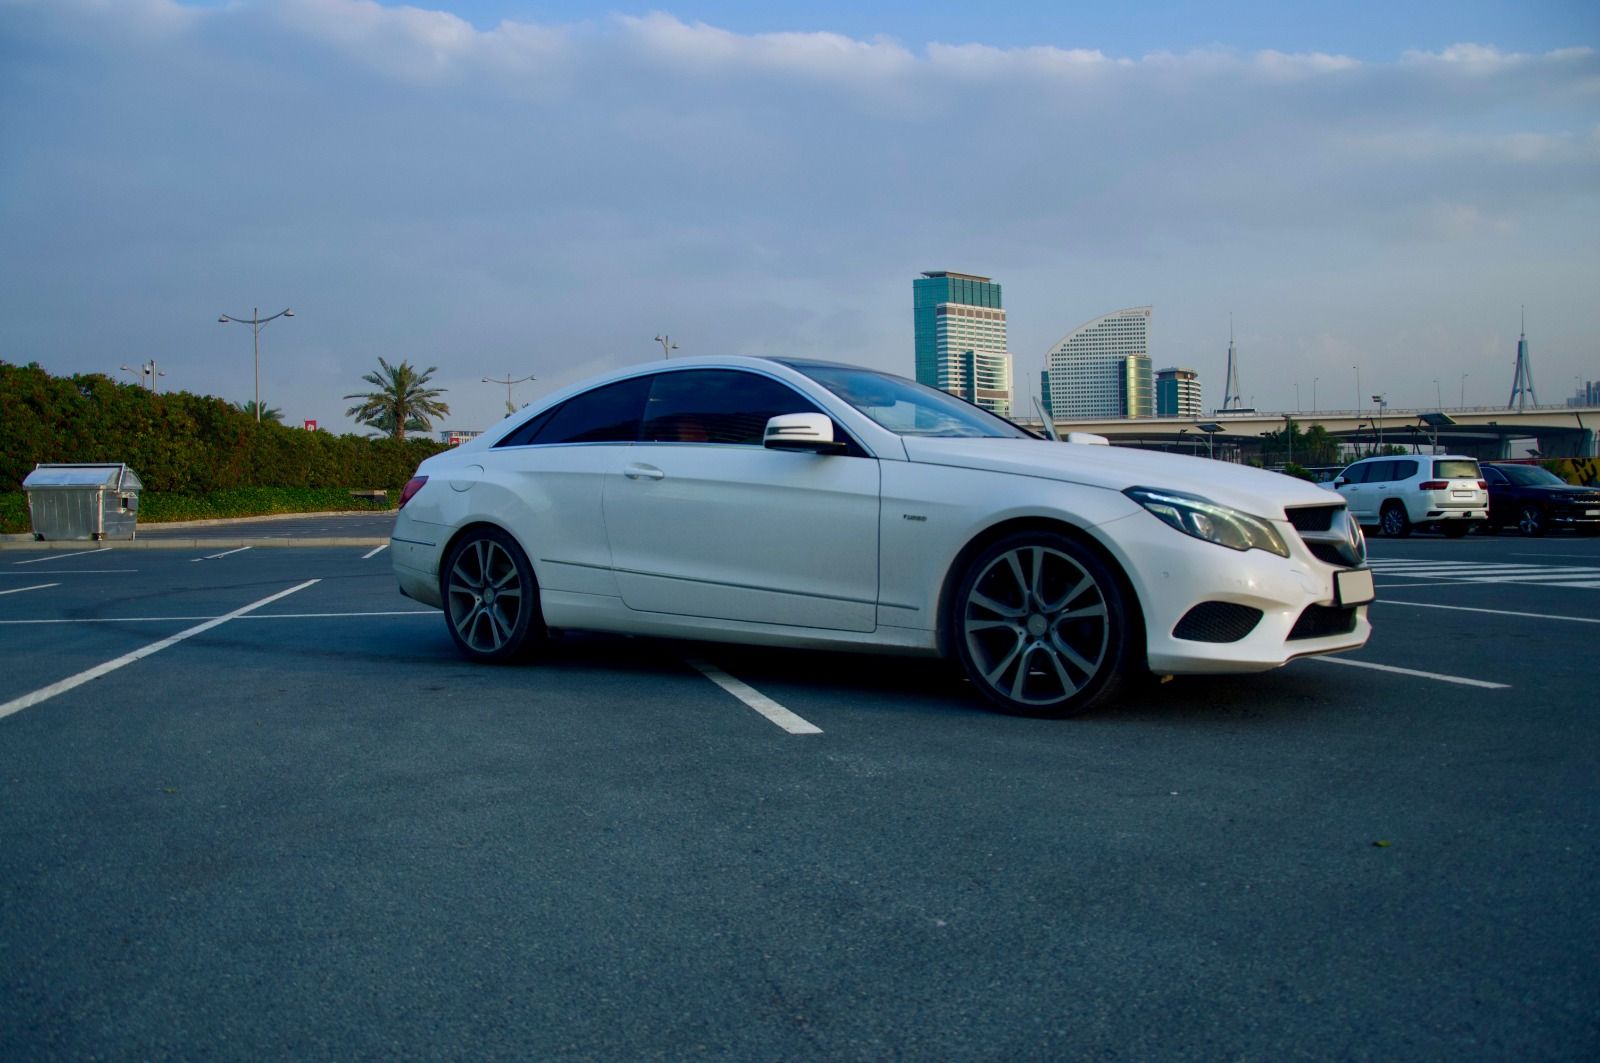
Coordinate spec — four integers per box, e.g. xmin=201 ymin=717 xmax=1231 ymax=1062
xmin=624 ymin=464 xmax=665 ymax=481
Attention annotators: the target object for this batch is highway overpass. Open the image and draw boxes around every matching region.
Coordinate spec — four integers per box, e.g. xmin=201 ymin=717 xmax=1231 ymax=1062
xmin=1017 ymin=404 xmax=1600 ymax=461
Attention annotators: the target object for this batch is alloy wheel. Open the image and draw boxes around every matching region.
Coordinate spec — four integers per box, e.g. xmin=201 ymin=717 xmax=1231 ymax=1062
xmin=960 ymin=541 xmax=1115 ymax=713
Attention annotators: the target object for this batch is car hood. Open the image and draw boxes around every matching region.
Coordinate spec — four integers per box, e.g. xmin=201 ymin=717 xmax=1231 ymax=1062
xmin=899 ymin=437 xmax=1339 ymax=518
xmin=1518 ymin=483 xmax=1600 ymax=500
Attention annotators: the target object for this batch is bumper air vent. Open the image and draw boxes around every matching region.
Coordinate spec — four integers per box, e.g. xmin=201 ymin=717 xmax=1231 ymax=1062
xmin=1288 ymin=604 xmax=1358 ymax=641
xmin=1174 ymin=602 xmax=1264 ymax=643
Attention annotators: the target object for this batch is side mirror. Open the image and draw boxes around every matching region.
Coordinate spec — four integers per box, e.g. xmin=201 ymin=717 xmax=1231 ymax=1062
xmin=1333 ymin=478 xmax=1347 ymax=487
xmin=764 ymin=413 xmax=848 ymax=454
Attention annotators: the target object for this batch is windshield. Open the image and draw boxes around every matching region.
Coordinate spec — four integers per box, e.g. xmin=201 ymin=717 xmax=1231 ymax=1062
xmin=1499 ymin=465 xmax=1565 ymax=486
xmin=786 ymin=362 xmax=1033 ymax=439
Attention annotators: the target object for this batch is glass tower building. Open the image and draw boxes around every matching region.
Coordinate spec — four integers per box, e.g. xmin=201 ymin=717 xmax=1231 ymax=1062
xmin=913 ymin=271 xmax=1013 ymax=417
xmin=1040 ymin=306 xmax=1154 ymax=419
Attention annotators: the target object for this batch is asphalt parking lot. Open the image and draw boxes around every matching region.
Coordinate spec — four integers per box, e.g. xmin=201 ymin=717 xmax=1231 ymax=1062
xmin=2 ymin=522 xmax=1597 ymax=1060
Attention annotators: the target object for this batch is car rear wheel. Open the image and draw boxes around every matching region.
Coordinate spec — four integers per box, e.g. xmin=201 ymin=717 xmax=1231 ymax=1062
xmin=441 ymin=526 xmax=545 ymax=662
xmin=1518 ymin=505 xmax=1546 ymax=537
xmin=952 ymin=531 xmax=1131 ymax=718
xmin=1379 ymin=502 xmax=1412 ymax=538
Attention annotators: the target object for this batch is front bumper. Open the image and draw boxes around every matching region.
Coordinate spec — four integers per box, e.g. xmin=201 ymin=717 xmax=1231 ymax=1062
xmin=1097 ymin=511 xmax=1372 ymax=675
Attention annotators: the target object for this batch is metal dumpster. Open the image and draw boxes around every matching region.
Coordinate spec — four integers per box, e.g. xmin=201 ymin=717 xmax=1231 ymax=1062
xmin=22 ymin=463 xmax=143 ymax=541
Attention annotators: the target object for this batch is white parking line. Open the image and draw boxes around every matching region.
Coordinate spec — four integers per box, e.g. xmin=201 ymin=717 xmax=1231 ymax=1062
xmin=0 ymin=583 xmax=59 ymax=597
xmin=1311 ymin=656 xmax=1510 ymax=689
xmin=0 ymin=580 xmax=320 ymax=722
xmin=362 ymin=544 xmax=389 ymax=560
xmin=1377 ymin=600 xmax=1600 ymax=625
xmin=687 ymin=659 xmax=823 ymax=735
xmin=192 ymin=546 xmax=253 ymax=562
xmin=12 ymin=547 xmax=112 ymax=566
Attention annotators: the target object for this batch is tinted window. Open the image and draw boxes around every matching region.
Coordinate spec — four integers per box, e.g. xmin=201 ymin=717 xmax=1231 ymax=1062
xmin=1392 ymin=459 xmax=1419 ymax=480
xmin=1483 ymin=466 xmax=1507 ymax=484
xmin=641 ymin=369 xmax=822 ymax=446
xmin=1434 ymin=459 xmax=1481 ymax=480
xmin=1339 ymin=463 xmax=1367 ymax=484
xmin=496 ymin=375 xmax=650 ymax=447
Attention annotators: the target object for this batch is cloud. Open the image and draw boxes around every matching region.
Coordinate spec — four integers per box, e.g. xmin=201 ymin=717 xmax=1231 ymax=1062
xmin=1 ymin=1 xmax=1596 ymax=430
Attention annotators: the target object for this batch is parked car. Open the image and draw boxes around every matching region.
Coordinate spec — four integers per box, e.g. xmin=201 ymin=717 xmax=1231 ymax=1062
xmin=392 ymin=357 xmax=1372 ymax=718
xmin=1333 ymin=454 xmax=1487 ymax=538
xmin=1482 ymin=463 xmax=1600 ymax=536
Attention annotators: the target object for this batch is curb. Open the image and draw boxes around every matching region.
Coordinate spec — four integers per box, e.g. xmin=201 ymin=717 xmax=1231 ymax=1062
xmin=1 ymin=510 xmax=395 ymax=546
xmin=0 ymin=538 xmax=388 ymax=552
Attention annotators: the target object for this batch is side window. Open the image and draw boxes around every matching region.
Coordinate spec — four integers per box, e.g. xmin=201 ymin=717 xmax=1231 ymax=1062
xmin=496 ymin=376 xmax=650 ymax=447
xmin=1365 ymin=460 xmax=1394 ymax=484
xmin=1393 ymin=459 xmax=1418 ymax=480
xmin=1341 ymin=463 xmax=1368 ymax=484
xmin=1483 ymin=467 xmax=1506 ymax=485
xmin=640 ymin=369 xmax=823 ymax=446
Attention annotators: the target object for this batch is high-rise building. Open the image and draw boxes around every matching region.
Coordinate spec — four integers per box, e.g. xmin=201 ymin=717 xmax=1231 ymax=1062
xmin=913 ymin=271 xmax=1012 ymax=417
xmin=1040 ymin=306 xmax=1153 ymax=419
xmin=1155 ymin=367 xmax=1203 ymax=418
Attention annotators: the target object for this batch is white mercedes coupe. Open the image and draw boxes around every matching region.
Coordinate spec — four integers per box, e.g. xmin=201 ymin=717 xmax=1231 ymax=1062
xmin=392 ymin=357 xmax=1372 ymax=717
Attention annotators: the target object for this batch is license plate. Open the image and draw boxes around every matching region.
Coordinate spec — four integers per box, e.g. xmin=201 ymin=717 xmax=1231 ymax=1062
xmin=1336 ymin=568 xmax=1375 ymax=606
xmin=1450 ymin=490 xmax=1473 ymax=498
xmin=1588 ymin=509 xmax=1599 ymax=517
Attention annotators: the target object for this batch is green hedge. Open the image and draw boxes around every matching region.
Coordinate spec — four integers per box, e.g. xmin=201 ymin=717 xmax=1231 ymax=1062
xmin=1 ymin=360 xmax=446 ymax=495
xmin=0 ymin=488 xmax=396 ymax=534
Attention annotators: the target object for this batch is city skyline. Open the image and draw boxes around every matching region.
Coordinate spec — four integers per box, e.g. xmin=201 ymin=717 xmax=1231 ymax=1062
xmin=1 ymin=1 xmax=1596 ymax=434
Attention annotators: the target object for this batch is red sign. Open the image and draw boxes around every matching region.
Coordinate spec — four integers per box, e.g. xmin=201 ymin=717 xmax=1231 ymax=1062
xmin=303 ymin=420 xmax=318 ymax=431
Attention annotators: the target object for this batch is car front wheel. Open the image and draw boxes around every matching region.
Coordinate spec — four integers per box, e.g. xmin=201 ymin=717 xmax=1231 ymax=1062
xmin=952 ymin=531 xmax=1132 ymax=718
xmin=441 ymin=526 xmax=545 ymax=662
xmin=1518 ymin=505 xmax=1546 ymax=537
xmin=1380 ymin=502 xmax=1412 ymax=538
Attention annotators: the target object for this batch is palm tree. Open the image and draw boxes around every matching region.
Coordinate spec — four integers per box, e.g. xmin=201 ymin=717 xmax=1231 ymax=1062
xmin=344 ymin=358 xmax=450 ymax=440
xmin=236 ymin=400 xmax=284 ymax=424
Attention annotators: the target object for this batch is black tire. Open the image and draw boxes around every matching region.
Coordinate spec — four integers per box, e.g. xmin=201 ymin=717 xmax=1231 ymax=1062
xmin=950 ymin=530 xmax=1132 ymax=718
xmin=1379 ymin=502 xmax=1412 ymax=538
xmin=1517 ymin=505 xmax=1546 ymax=537
xmin=1442 ymin=522 xmax=1470 ymax=538
xmin=440 ymin=526 xmax=545 ymax=663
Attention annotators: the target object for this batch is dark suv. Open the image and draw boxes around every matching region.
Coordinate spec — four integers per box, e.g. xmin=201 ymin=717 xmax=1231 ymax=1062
xmin=1482 ymin=463 xmax=1600 ymax=536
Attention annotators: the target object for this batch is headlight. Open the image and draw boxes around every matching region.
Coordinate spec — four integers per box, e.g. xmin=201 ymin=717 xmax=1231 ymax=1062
xmin=1124 ymin=486 xmax=1289 ymax=557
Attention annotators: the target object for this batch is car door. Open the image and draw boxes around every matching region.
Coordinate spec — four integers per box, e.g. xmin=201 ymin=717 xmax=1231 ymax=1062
xmin=1337 ymin=462 xmax=1372 ymax=521
xmin=603 ymin=368 xmax=881 ymax=632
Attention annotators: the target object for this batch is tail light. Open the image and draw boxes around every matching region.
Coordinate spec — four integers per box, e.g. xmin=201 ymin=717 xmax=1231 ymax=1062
xmin=1419 ymin=481 xmax=1447 ymax=490
xmin=398 ymin=475 xmax=428 ymax=509
xmin=1477 ymin=480 xmax=1488 ymax=489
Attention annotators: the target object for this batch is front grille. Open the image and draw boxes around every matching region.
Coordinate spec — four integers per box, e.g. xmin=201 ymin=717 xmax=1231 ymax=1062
xmin=1285 ymin=505 xmax=1338 ymax=533
xmin=1288 ymin=604 xmax=1357 ymax=641
xmin=1286 ymin=504 xmax=1366 ymax=567
xmin=1174 ymin=602 xmax=1263 ymax=643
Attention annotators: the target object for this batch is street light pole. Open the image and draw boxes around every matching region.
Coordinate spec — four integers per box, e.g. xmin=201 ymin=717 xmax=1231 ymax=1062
xmin=654 ymin=334 xmax=678 ymax=359
xmin=483 ymin=372 xmax=537 ymax=415
xmin=218 ymin=306 xmax=294 ymax=422
xmin=119 ymin=359 xmax=165 ymax=392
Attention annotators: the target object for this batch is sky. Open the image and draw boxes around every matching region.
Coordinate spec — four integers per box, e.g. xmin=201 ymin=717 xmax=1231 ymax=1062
xmin=1 ymin=0 xmax=1597 ymax=435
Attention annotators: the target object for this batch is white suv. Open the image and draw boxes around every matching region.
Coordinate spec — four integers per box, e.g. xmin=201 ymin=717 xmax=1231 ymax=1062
xmin=1334 ymin=454 xmax=1488 ymax=538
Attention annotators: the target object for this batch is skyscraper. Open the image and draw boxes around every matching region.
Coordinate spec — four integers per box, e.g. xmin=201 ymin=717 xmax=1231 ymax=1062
xmin=1040 ymin=306 xmax=1154 ymax=419
xmin=913 ymin=271 xmax=1013 ymax=417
